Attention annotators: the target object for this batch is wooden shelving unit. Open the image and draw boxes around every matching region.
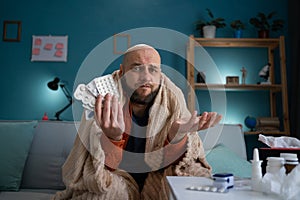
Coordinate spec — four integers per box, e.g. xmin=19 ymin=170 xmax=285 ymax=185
xmin=186 ymin=35 xmax=290 ymax=135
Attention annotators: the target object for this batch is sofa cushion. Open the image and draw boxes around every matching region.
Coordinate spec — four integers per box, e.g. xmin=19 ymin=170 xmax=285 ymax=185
xmin=0 ymin=121 xmax=38 ymax=191
xmin=199 ymin=124 xmax=247 ymax=160
xmin=20 ymin=121 xmax=78 ymax=190
xmin=206 ymin=143 xmax=252 ymax=178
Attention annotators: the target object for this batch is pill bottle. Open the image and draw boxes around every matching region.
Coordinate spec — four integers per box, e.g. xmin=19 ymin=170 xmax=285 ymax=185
xmin=212 ymin=173 xmax=234 ymax=189
xmin=266 ymin=157 xmax=285 ymax=174
xmin=280 ymin=153 xmax=299 ymax=174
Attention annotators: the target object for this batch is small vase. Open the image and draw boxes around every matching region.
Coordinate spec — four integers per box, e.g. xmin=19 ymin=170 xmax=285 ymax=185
xmin=203 ymin=25 xmax=216 ymax=38
xmin=234 ymin=30 xmax=243 ymax=38
xmin=258 ymin=30 xmax=269 ymax=38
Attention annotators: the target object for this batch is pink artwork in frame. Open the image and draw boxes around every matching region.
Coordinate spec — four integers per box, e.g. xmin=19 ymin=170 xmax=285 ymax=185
xmin=31 ymin=35 xmax=68 ymax=62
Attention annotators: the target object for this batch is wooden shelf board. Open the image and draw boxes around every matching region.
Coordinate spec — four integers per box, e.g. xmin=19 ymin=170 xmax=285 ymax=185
xmin=244 ymin=131 xmax=289 ymax=136
xmin=193 ymin=38 xmax=280 ymax=48
xmin=194 ymin=83 xmax=282 ymax=91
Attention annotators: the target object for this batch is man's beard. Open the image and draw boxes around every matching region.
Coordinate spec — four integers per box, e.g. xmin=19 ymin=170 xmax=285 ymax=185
xmin=121 ymin=78 xmax=160 ymax=105
xmin=129 ymin=87 xmax=160 ymax=105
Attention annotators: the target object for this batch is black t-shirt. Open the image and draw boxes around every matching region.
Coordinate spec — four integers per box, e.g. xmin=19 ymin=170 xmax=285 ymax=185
xmin=119 ymin=110 xmax=150 ymax=192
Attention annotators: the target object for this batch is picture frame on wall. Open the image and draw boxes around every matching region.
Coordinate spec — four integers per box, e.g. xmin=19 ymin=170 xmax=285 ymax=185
xmin=226 ymin=76 xmax=239 ymax=85
xmin=31 ymin=35 xmax=68 ymax=62
xmin=113 ymin=33 xmax=131 ymax=54
xmin=2 ymin=21 xmax=22 ymax=42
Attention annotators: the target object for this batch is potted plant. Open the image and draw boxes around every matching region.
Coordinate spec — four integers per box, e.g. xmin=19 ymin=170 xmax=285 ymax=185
xmin=230 ymin=20 xmax=246 ymax=38
xmin=249 ymin=11 xmax=284 ymax=38
xmin=195 ymin=8 xmax=226 ymax=38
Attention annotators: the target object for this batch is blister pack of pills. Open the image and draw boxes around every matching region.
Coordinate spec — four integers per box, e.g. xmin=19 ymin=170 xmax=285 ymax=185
xmin=186 ymin=185 xmax=228 ymax=193
xmin=93 ymin=75 xmax=119 ymax=99
xmin=74 ymin=74 xmax=119 ymax=119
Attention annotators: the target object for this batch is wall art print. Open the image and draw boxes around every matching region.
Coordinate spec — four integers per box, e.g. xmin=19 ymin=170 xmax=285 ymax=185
xmin=31 ymin=35 xmax=68 ymax=62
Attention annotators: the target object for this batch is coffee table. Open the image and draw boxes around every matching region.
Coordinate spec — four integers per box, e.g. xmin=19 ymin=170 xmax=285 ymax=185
xmin=166 ymin=176 xmax=280 ymax=200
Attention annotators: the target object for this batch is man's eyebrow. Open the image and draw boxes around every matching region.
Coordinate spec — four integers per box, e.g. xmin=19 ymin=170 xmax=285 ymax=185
xmin=149 ymin=64 xmax=161 ymax=69
xmin=130 ymin=62 xmax=142 ymax=66
xmin=129 ymin=63 xmax=160 ymax=69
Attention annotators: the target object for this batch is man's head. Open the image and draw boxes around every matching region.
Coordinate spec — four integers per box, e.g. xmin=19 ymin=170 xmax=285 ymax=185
xmin=120 ymin=44 xmax=162 ymax=105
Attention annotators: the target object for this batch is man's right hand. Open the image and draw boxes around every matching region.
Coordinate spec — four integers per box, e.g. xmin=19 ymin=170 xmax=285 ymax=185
xmin=94 ymin=93 xmax=125 ymax=141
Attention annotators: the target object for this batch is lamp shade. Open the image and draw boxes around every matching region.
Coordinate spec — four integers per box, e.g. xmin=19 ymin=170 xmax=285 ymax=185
xmin=47 ymin=77 xmax=60 ymax=90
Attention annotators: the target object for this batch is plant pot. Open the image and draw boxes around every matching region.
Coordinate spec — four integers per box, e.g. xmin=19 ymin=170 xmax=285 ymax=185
xmin=258 ymin=30 xmax=269 ymax=38
xmin=203 ymin=25 xmax=216 ymax=38
xmin=234 ymin=30 xmax=243 ymax=38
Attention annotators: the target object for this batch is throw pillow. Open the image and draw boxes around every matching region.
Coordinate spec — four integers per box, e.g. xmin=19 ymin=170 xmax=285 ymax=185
xmin=0 ymin=121 xmax=37 ymax=191
xmin=20 ymin=121 xmax=78 ymax=190
xmin=206 ymin=143 xmax=252 ymax=178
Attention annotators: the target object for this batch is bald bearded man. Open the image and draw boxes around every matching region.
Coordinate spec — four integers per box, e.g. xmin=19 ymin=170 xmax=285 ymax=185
xmin=52 ymin=44 xmax=222 ymax=200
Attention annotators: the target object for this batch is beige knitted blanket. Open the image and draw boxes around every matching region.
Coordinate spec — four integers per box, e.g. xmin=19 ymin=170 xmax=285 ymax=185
xmin=52 ymin=71 xmax=211 ymax=200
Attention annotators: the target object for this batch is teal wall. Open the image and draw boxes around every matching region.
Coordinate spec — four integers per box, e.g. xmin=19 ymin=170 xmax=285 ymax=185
xmin=0 ymin=0 xmax=289 ymax=129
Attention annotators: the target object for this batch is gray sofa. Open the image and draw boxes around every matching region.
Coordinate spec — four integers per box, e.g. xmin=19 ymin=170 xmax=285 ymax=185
xmin=0 ymin=120 xmax=78 ymax=200
xmin=0 ymin=121 xmax=252 ymax=200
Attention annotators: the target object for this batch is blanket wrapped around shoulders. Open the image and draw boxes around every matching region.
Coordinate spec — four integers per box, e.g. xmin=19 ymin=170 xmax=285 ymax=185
xmin=52 ymin=70 xmax=211 ymax=200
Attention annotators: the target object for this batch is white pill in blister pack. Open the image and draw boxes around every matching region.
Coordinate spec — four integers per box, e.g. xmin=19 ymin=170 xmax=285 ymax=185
xmin=186 ymin=185 xmax=228 ymax=193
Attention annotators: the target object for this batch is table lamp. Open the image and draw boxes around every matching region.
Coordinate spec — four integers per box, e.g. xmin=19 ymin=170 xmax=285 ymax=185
xmin=47 ymin=77 xmax=73 ymax=120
